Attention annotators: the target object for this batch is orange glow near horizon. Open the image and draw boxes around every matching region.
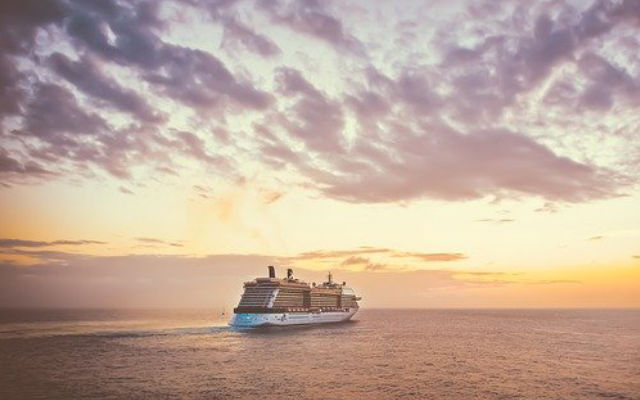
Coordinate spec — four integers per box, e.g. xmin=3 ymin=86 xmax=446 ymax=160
xmin=1 ymin=0 xmax=639 ymax=309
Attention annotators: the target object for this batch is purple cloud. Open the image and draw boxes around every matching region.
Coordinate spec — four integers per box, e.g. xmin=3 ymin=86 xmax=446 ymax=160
xmin=48 ymin=52 xmax=165 ymax=123
xmin=0 ymin=148 xmax=50 ymax=177
xmin=261 ymin=0 xmax=365 ymax=55
xmin=62 ymin=1 xmax=272 ymax=113
xmin=313 ymin=127 xmax=620 ymax=203
xmin=22 ymin=83 xmax=108 ymax=138
xmin=221 ymin=17 xmax=281 ymax=57
xmin=274 ymin=67 xmax=345 ymax=153
xmin=0 ymin=0 xmax=636 ymax=204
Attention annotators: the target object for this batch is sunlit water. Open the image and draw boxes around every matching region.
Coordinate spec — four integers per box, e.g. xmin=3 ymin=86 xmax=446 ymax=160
xmin=0 ymin=309 xmax=638 ymax=399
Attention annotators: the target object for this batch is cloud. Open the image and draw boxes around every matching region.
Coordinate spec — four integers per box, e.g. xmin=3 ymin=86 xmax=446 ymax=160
xmin=193 ymin=0 xmax=281 ymax=58
xmin=141 ymin=46 xmax=273 ymax=113
xmin=274 ymin=67 xmax=345 ymax=153
xmin=339 ymin=256 xmax=392 ymax=272
xmin=454 ymin=270 xmax=580 ymax=286
xmin=0 ymin=238 xmax=106 ymax=248
xmin=0 ymin=53 xmax=25 ymax=117
xmin=261 ymin=0 xmax=365 ymax=55
xmin=220 ymin=17 xmax=281 ymax=57
xmin=0 ymin=0 xmax=66 ymax=128
xmin=288 ymin=247 xmax=467 ymax=273
xmin=390 ymin=252 xmax=467 ymax=262
xmin=136 ymin=237 xmax=165 ymax=244
xmin=476 ymin=218 xmax=516 ymax=224
xmin=262 ymin=40 xmax=630 ymax=203
xmin=0 ymin=1 xmax=66 ymax=52
xmin=52 ymin=240 xmax=106 ymax=246
xmin=48 ymin=52 xmax=165 ymax=123
xmin=304 ymin=126 xmax=621 ymax=203
xmin=0 ymin=0 xmax=637 ymax=205
xmin=438 ymin=0 xmax=639 ymax=119
xmin=363 ymin=262 xmax=389 ymax=272
xmin=261 ymin=190 xmax=284 ymax=204
xmin=1 ymin=0 xmax=270 ymax=183
xmin=0 ymin=148 xmax=51 ymax=177
xmin=292 ymin=247 xmax=392 ymax=261
xmin=135 ymin=237 xmax=184 ymax=247
xmin=62 ymin=0 xmax=274 ymax=113
xmin=535 ymin=202 xmax=559 ymax=213
xmin=193 ymin=184 xmax=212 ymax=199
xmin=576 ymin=52 xmax=639 ymax=111
xmin=8 ymin=82 xmax=142 ymax=180
xmin=340 ymin=256 xmax=369 ymax=265
xmin=21 ymin=83 xmax=108 ymax=138
xmin=173 ymin=131 xmax=228 ymax=167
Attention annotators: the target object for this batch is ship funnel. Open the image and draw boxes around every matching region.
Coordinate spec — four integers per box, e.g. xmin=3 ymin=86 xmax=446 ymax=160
xmin=287 ymin=268 xmax=293 ymax=279
xmin=268 ymin=265 xmax=276 ymax=278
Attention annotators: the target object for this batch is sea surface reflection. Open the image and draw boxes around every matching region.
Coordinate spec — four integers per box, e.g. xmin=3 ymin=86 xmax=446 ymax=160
xmin=1 ymin=309 xmax=638 ymax=399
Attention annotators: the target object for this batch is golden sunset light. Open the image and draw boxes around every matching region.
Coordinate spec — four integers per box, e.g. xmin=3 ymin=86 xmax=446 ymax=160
xmin=1 ymin=0 xmax=639 ymax=310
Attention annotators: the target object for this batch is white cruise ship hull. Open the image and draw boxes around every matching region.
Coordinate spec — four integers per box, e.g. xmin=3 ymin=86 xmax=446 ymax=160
xmin=230 ymin=308 xmax=358 ymax=328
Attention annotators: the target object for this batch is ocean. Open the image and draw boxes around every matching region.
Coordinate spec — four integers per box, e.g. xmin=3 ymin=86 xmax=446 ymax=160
xmin=0 ymin=309 xmax=638 ymax=399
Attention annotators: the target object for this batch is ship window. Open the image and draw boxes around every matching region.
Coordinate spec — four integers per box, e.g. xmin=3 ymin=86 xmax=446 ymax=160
xmin=238 ymin=287 xmax=277 ymax=307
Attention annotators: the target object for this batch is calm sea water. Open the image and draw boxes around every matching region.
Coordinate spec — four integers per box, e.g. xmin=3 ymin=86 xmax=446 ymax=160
xmin=0 ymin=309 xmax=638 ymax=399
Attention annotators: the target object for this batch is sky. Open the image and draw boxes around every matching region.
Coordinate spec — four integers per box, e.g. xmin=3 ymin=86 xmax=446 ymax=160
xmin=0 ymin=0 xmax=639 ymax=309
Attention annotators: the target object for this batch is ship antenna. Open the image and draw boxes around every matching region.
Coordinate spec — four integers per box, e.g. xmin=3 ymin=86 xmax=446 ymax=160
xmin=328 ymin=271 xmax=333 ymax=284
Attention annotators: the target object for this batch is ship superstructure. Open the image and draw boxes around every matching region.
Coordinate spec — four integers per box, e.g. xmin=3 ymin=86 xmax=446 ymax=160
xmin=229 ymin=266 xmax=360 ymax=328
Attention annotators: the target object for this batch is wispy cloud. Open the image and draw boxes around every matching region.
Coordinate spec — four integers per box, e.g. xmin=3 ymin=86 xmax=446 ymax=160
xmin=389 ymin=252 xmax=467 ymax=262
xmin=0 ymin=239 xmax=106 ymax=248
xmin=535 ymin=202 xmax=560 ymax=213
xmin=261 ymin=190 xmax=284 ymax=204
xmin=284 ymin=247 xmax=468 ymax=275
xmin=476 ymin=218 xmax=515 ymax=224
xmin=293 ymin=248 xmax=466 ymax=262
xmin=135 ymin=237 xmax=184 ymax=247
xmin=261 ymin=0 xmax=366 ymax=56
xmin=452 ymin=271 xmax=580 ymax=286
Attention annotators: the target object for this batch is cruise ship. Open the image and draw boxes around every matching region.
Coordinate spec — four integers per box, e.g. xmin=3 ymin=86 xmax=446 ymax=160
xmin=229 ymin=266 xmax=361 ymax=328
